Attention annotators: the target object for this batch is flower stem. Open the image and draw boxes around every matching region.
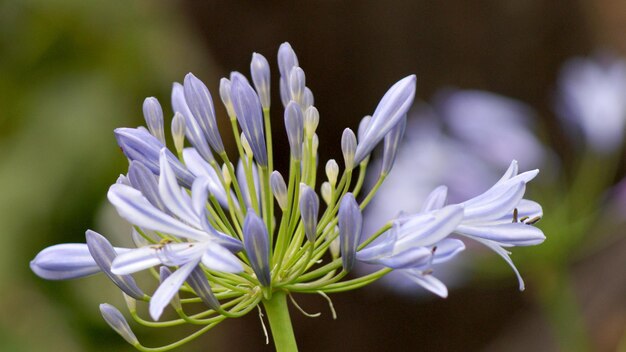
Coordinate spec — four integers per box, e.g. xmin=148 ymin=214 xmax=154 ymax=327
xmin=262 ymin=291 xmax=298 ymax=351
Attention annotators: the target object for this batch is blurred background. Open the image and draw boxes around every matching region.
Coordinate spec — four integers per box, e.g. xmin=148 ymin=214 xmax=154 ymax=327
xmin=1 ymin=0 xmax=625 ymax=351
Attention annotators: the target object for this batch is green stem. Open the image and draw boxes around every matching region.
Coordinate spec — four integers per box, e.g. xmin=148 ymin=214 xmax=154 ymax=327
xmin=262 ymin=291 xmax=298 ymax=352
xmin=534 ymin=266 xmax=590 ymax=352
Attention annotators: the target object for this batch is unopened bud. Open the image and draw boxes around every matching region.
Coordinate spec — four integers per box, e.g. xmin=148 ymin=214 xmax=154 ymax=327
xmin=171 ymin=112 xmax=186 ymax=154
xmin=341 ymin=128 xmax=357 ymax=170
xmin=270 ymin=171 xmax=288 ymax=210
xmin=325 ymin=159 xmax=339 ymax=186
xmin=100 ymin=303 xmax=139 ymax=346
xmin=304 ymin=106 xmax=319 ymax=138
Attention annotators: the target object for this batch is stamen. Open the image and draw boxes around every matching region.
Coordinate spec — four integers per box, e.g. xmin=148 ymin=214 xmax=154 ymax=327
xmin=288 ymin=293 xmax=321 ymax=318
xmin=317 ymin=291 xmax=337 ymax=320
xmin=525 ymin=216 xmax=542 ymax=225
xmin=512 ymin=208 xmax=518 ymax=223
xmin=257 ymin=306 xmax=269 ymax=345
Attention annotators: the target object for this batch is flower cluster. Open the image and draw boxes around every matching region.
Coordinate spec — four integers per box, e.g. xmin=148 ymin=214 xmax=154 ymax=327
xmin=30 ymin=43 xmax=544 ymax=350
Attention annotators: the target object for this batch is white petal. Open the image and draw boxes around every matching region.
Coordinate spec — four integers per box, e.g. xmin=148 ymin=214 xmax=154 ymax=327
xmin=406 ymin=272 xmax=449 ymax=298
xmin=149 ymin=260 xmax=199 ymax=320
xmin=364 ymin=246 xmax=432 ymax=269
xmin=183 ymin=148 xmax=231 ymax=208
xmin=421 ymin=185 xmax=448 ymax=212
xmin=161 ymin=242 xmax=209 ymax=266
xmin=431 ymin=238 xmax=466 ymax=264
xmin=495 ymin=160 xmax=519 ymax=185
xmin=394 ymin=204 xmax=464 ymax=249
xmin=463 ymin=182 xmax=526 ymax=222
xmin=191 ymin=177 xmax=210 ymax=217
xmin=456 ymin=223 xmax=545 ymax=246
xmin=111 ymin=246 xmax=162 ymax=275
xmin=201 ymin=242 xmax=243 ymax=273
xmin=158 ymin=149 xmax=200 ymax=227
xmin=108 ymin=183 xmax=208 ymax=241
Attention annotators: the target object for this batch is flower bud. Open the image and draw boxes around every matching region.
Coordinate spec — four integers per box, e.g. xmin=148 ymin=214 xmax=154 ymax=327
xmin=278 ymin=42 xmax=299 ymax=82
xmin=380 ymin=116 xmax=407 ymax=176
xmin=243 ymin=210 xmax=271 ymax=286
xmin=354 ymin=75 xmax=416 ymax=165
xmin=279 ymin=78 xmax=290 ymax=108
xmin=184 ymin=73 xmax=225 ymax=154
xmin=357 ymin=115 xmax=371 ymax=142
xmin=329 ymin=229 xmax=340 ymax=259
xmin=100 ymin=304 xmax=139 ymax=346
xmin=171 ymin=112 xmax=186 ymax=154
xmin=320 ymin=181 xmax=332 ymax=205
xmin=221 ymin=163 xmax=231 ymax=186
xmin=30 ymin=243 xmax=101 ymax=280
xmin=241 ymin=132 xmax=253 ymax=159
xmin=312 ymin=133 xmax=319 ymax=155
xmin=219 ymin=78 xmax=237 ymax=120
xmin=304 ymin=106 xmax=319 ymax=138
xmin=142 ymin=97 xmax=165 ymax=144
xmin=341 ymin=128 xmax=357 ymax=170
xmin=171 ymin=83 xmax=215 ymax=164
xmin=270 ymin=171 xmax=288 ymax=210
xmin=230 ymin=72 xmax=268 ymax=166
xmin=128 ymin=160 xmax=166 ymax=212
xmin=285 ymin=101 xmax=304 ymax=160
xmin=289 ymin=67 xmax=306 ymax=104
xmin=86 ymin=230 xmax=145 ymax=300
xmin=325 ymin=159 xmax=339 ymax=186
xmin=186 ymin=265 xmax=220 ymax=310
xmin=251 ymin=53 xmax=271 ymax=110
xmin=338 ymin=193 xmax=362 ymax=271
xmin=237 ymin=160 xmax=260 ymax=209
xmin=302 ymin=87 xmax=314 ymax=110
xmin=114 ymin=127 xmax=194 ymax=187
xmin=299 ymin=183 xmax=320 ymax=243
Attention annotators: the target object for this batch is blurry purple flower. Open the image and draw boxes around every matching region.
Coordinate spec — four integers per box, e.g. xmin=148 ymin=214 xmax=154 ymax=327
xmin=557 ymin=55 xmax=626 ymax=153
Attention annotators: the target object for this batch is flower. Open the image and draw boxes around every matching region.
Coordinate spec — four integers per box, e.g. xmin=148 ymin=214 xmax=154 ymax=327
xmin=30 ymin=42 xmax=543 ymax=351
xmin=557 ymin=54 xmax=626 ymax=153
xmin=426 ymin=161 xmax=546 ymax=290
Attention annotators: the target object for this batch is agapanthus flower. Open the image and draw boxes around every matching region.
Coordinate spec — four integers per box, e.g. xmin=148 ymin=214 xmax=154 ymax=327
xmin=556 ymin=54 xmax=626 ymax=153
xmin=30 ymin=43 xmax=544 ymax=351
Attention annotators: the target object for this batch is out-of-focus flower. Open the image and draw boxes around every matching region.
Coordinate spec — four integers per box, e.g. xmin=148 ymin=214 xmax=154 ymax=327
xmin=362 ymin=91 xmax=547 ymax=294
xmin=556 ymin=55 xmax=626 ymax=153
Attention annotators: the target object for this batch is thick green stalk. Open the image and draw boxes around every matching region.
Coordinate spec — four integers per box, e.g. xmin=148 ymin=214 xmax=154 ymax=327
xmin=263 ymin=291 xmax=298 ymax=352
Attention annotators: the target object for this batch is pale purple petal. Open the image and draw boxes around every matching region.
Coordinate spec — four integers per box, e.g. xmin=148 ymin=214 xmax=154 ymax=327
xmin=158 ymin=149 xmax=199 ymax=227
xmin=108 ymin=183 xmax=207 ymax=241
xmin=111 ymin=246 xmax=162 ymax=275
xmin=172 ymin=82 xmax=215 ymax=163
xmin=30 ymin=244 xmax=102 ymax=280
xmin=150 ymin=260 xmax=199 ymax=320
xmin=354 ymin=75 xmax=416 ymax=164
xmin=455 ymin=223 xmax=545 ymax=246
xmin=421 ymin=185 xmax=449 ymax=212
xmin=406 ymin=272 xmax=449 ymax=298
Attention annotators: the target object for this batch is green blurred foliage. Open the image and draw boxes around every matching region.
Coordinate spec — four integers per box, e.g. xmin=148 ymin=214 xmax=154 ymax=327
xmin=0 ymin=0 xmax=214 ymax=350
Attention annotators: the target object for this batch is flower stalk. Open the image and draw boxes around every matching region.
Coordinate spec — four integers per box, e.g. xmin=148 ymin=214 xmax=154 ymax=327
xmin=262 ymin=291 xmax=298 ymax=352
